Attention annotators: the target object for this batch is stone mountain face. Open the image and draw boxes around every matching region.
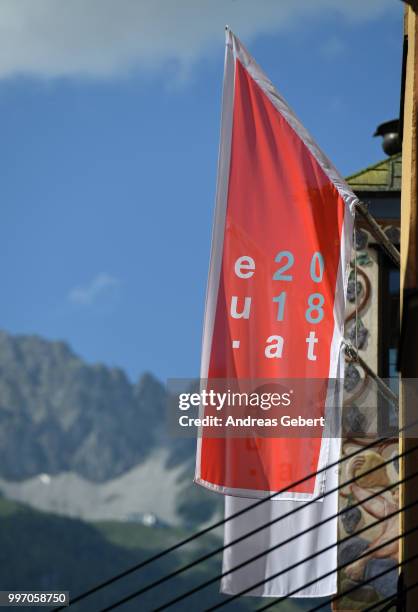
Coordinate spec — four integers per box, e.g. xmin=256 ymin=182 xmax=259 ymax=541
xmin=0 ymin=330 xmax=221 ymax=527
xmin=0 ymin=330 xmax=166 ymax=481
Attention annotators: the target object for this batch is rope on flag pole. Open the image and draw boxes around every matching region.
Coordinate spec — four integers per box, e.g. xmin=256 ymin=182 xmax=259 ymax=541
xmin=345 ymin=212 xmax=397 ymax=406
xmin=355 ymin=201 xmax=400 ymax=267
xmin=353 ymin=211 xmax=359 ymax=352
xmin=344 ymin=341 xmax=399 ymax=407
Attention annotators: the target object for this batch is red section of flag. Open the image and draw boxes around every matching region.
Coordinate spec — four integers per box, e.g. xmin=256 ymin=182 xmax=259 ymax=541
xmin=198 ymin=58 xmax=346 ymax=496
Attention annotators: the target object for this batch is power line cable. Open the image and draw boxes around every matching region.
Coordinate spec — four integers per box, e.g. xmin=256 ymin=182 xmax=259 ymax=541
xmin=254 ymin=536 xmax=418 ymax=612
xmin=211 ymin=521 xmax=418 ymax=610
xmin=366 ymin=597 xmax=397 ymax=612
xmin=56 ymin=424 xmax=414 ymax=612
xmin=151 ymin=477 xmax=418 ymax=612
xmin=55 ymin=429 xmax=403 ymax=612
xmin=97 ymin=445 xmax=416 ymax=612
xmin=362 ymin=579 xmax=418 ymax=612
xmin=303 ymin=554 xmax=418 ymax=612
xmin=363 ymin=593 xmax=398 ymax=612
xmin=99 ymin=446 xmax=410 ymax=612
xmin=57 ymin=409 xmax=418 ymax=612
xmin=98 ymin=443 xmax=413 ymax=612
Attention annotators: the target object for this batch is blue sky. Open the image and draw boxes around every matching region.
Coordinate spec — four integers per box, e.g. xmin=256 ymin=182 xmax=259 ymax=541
xmin=0 ymin=0 xmax=403 ymax=382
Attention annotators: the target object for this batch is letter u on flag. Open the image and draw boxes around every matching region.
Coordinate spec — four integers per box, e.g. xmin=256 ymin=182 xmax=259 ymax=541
xmin=195 ymin=29 xmax=357 ymax=597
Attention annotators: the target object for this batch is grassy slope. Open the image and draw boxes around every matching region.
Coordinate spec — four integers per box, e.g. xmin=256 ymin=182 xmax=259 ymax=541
xmin=0 ymin=496 xmax=313 ymax=611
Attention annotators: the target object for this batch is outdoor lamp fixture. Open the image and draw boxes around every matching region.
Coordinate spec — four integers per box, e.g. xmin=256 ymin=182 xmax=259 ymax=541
xmin=374 ymin=119 xmax=402 ymax=156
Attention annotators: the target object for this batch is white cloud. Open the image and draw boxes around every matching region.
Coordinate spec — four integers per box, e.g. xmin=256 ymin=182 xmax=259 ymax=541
xmin=0 ymin=0 xmax=396 ymax=80
xmin=68 ymin=273 xmax=120 ymax=306
xmin=319 ymin=36 xmax=347 ymax=59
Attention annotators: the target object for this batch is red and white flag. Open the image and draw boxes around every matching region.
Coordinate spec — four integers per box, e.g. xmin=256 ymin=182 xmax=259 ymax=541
xmin=196 ymin=29 xmax=356 ymax=597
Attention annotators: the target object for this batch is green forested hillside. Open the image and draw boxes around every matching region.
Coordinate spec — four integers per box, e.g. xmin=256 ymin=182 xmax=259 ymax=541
xmin=0 ymin=496 xmax=310 ymax=612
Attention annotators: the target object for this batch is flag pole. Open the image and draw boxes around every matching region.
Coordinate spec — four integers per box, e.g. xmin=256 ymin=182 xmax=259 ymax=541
xmin=355 ymin=201 xmax=400 ymax=266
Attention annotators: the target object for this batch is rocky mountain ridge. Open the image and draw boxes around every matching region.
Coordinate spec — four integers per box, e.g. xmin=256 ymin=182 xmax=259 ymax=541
xmin=0 ymin=330 xmax=165 ymax=481
xmin=0 ymin=330 xmax=220 ymax=526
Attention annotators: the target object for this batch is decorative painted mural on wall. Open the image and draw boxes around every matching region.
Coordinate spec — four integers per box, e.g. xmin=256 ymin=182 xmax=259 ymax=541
xmin=337 ymin=226 xmax=399 ymax=611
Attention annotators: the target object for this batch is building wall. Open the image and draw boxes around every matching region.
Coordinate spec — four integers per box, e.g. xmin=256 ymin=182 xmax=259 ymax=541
xmin=336 ymin=230 xmax=399 ymax=610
